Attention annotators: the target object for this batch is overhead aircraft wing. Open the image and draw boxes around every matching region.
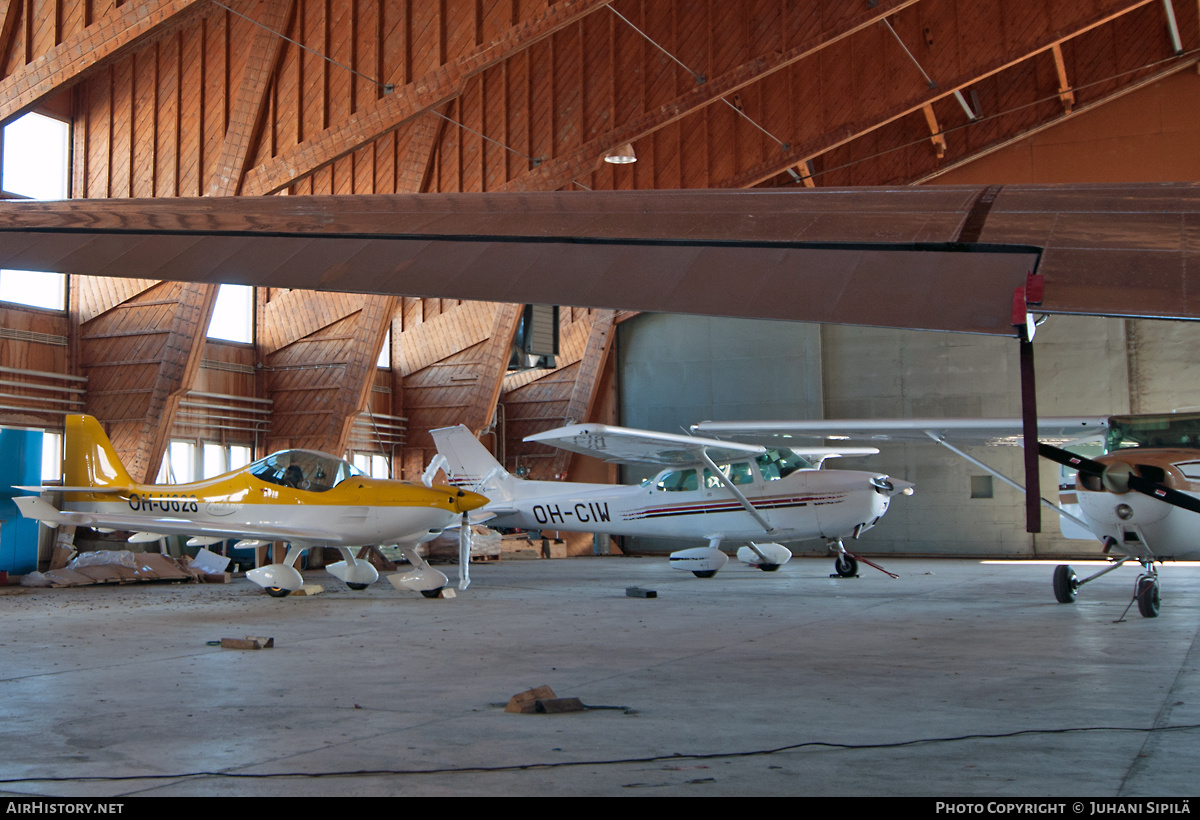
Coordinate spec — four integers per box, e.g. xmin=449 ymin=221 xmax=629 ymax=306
xmin=12 ymin=496 xmax=349 ymax=544
xmin=693 ymin=417 xmax=1110 ymax=447
xmin=524 ymin=423 xmax=766 ymax=466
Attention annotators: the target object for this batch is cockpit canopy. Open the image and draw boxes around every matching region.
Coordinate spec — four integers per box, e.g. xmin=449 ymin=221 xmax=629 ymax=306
xmin=646 ymin=448 xmax=814 ymax=492
xmin=247 ymin=450 xmax=364 ymax=492
xmin=1105 ymin=412 xmax=1200 ymax=453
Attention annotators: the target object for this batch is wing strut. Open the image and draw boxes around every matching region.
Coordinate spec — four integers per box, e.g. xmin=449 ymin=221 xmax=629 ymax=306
xmin=923 ymin=431 xmax=1094 ymax=535
xmin=698 ymin=449 xmax=775 ymax=535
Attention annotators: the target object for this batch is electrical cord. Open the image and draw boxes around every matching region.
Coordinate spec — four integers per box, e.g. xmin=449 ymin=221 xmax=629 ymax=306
xmin=2 ymin=722 xmax=1197 ymax=784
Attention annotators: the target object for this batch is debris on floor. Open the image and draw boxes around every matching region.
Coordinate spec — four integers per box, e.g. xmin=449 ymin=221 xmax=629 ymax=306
xmin=21 ymin=550 xmax=195 ymax=588
xmin=625 ymin=586 xmax=657 ymax=598
xmin=220 ymin=636 xmax=275 ymax=650
xmin=504 ymin=685 xmax=586 ymax=714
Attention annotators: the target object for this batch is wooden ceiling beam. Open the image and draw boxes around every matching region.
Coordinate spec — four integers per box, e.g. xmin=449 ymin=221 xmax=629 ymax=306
xmin=718 ymin=0 xmax=1156 ymax=189
xmin=0 ymin=0 xmax=210 ymax=123
xmin=240 ymin=0 xmax=614 ymax=196
xmin=206 ymin=0 xmax=297 ymax=196
xmin=459 ymin=301 xmax=521 ymax=435
xmin=80 ymin=281 xmax=217 ymax=483
xmin=548 ymin=309 xmax=614 ymax=480
xmin=501 ymin=0 xmax=920 ymax=192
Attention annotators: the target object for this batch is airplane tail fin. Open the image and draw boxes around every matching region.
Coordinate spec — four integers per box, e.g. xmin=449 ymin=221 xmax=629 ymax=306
xmin=429 ymin=425 xmax=516 ymax=502
xmin=63 ymin=415 xmax=135 ymax=489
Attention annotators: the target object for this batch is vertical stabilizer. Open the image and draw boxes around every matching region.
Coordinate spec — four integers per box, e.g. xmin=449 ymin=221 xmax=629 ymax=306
xmin=429 ymin=425 xmax=515 ymax=502
xmin=63 ymin=415 xmax=135 ymax=488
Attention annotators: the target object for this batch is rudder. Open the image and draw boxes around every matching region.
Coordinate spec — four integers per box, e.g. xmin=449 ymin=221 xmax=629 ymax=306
xmin=63 ymin=415 xmax=135 ymax=489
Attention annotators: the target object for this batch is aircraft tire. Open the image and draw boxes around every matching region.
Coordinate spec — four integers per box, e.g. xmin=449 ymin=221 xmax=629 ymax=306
xmin=1052 ymin=565 xmax=1078 ymax=604
xmin=1136 ymin=578 xmax=1160 ymax=618
xmin=759 ymin=564 xmax=780 ymax=572
xmin=266 ymin=587 xmax=291 ymax=598
xmin=420 ymin=588 xmax=443 ymax=598
xmin=346 ymin=583 xmax=369 ymax=590
xmin=692 ymin=570 xmax=718 ymax=578
xmin=834 ymin=555 xmax=858 ymax=578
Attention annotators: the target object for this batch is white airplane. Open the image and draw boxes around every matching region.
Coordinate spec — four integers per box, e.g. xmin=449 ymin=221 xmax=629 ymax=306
xmin=430 ymin=423 xmax=914 ymax=578
xmin=695 ymin=413 xmax=1200 ymax=617
xmin=14 ymin=415 xmax=488 ymax=597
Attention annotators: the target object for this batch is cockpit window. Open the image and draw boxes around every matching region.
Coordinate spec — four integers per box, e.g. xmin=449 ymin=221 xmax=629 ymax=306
xmin=248 ymin=450 xmax=364 ymax=492
xmin=1105 ymin=412 xmax=1200 ymax=452
xmin=655 ymin=468 xmax=698 ymax=492
xmin=756 ymin=449 xmax=812 ymax=480
xmin=704 ymin=462 xmax=754 ymax=488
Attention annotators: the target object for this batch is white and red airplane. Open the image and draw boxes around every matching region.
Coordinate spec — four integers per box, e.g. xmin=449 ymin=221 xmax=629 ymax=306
xmin=695 ymin=413 xmax=1200 ymax=617
xmin=431 ymin=423 xmax=913 ymax=578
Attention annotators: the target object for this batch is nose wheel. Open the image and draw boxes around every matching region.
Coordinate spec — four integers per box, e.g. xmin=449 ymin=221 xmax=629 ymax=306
xmin=1135 ymin=571 xmax=1160 ymax=618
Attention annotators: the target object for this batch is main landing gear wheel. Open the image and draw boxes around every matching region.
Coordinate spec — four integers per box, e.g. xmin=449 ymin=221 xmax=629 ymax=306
xmin=266 ymin=587 xmax=291 ymax=598
xmin=1136 ymin=576 xmax=1160 ymax=618
xmin=1052 ymin=565 xmax=1079 ymax=604
xmin=834 ymin=555 xmax=858 ymax=578
xmin=346 ymin=582 xmax=369 ymax=590
xmin=758 ymin=564 xmax=780 ymax=572
xmin=692 ymin=570 xmax=718 ymax=578
xmin=420 ymin=588 xmax=444 ymax=599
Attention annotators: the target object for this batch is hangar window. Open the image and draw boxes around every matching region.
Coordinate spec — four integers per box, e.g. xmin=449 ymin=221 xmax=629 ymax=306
xmin=41 ymin=432 xmax=62 ymax=481
xmin=0 ymin=112 xmax=70 ymax=311
xmin=970 ymin=475 xmax=994 ymax=499
xmin=206 ymin=285 xmax=254 ymax=343
xmin=352 ymin=452 xmax=390 ymax=479
xmin=378 ymin=330 xmax=391 ymax=368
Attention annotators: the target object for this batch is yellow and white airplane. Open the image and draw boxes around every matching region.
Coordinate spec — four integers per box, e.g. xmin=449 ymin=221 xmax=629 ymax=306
xmin=13 ymin=415 xmax=488 ymax=597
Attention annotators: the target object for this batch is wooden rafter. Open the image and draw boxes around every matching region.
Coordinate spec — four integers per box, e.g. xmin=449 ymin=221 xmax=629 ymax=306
xmin=460 ymin=301 xmax=521 ymax=435
xmin=501 ymin=0 xmax=919 ymax=192
xmin=240 ymin=0 xmax=614 ymax=196
xmin=720 ymin=0 xmax=1156 ymax=189
xmin=260 ymin=290 xmax=398 ymax=454
xmin=394 ymin=300 xmax=499 ymax=377
xmin=0 ymin=0 xmax=210 ymax=123
xmin=206 ymin=0 xmax=297 ymax=196
xmin=79 ymin=280 xmax=217 ymax=483
xmin=548 ymin=309 xmax=614 ymax=480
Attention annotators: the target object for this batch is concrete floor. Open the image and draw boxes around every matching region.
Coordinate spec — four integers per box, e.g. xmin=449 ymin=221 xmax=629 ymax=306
xmin=0 ymin=555 xmax=1198 ymax=798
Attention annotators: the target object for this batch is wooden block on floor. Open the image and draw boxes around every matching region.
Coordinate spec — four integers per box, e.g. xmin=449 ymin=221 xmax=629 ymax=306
xmin=505 ymin=685 xmax=557 ymax=714
xmin=291 ymin=584 xmax=324 ymax=596
xmin=221 ymin=636 xmax=275 ymax=650
xmin=626 ymin=587 xmax=657 ymax=598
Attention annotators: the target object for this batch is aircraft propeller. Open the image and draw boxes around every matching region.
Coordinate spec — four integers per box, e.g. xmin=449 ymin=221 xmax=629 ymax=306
xmin=1037 ymin=442 xmax=1200 ymax=515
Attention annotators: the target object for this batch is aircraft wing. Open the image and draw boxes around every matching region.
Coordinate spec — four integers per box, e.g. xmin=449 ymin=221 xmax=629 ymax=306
xmin=524 ymin=423 xmax=766 ymax=465
xmin=12 ymin=496 xmax=349 ymax=544
xmin=693 ymin=417 xmax=1110 ymax=447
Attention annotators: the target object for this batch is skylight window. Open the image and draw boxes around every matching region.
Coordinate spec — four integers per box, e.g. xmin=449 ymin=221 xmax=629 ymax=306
xmin=207 ymin=284 xmax=254 ymax=343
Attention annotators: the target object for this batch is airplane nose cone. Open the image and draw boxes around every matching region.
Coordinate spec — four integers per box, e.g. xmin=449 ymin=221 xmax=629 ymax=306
xmin=453 ymin=489 xmax=490 ymax=513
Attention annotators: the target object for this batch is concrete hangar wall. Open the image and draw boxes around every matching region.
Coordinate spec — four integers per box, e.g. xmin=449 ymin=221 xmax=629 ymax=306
xmin=616 ymin=71 xmax=1200 ymax=558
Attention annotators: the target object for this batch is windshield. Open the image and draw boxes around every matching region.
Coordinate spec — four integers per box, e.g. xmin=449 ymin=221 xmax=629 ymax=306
xmin=755 ymin=448 xmax=813 ymax=480
xmin=1104 ymin=412 xmax=1200 ymax=452
xmin=247 ymin=450 xmax=364 ymax=492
